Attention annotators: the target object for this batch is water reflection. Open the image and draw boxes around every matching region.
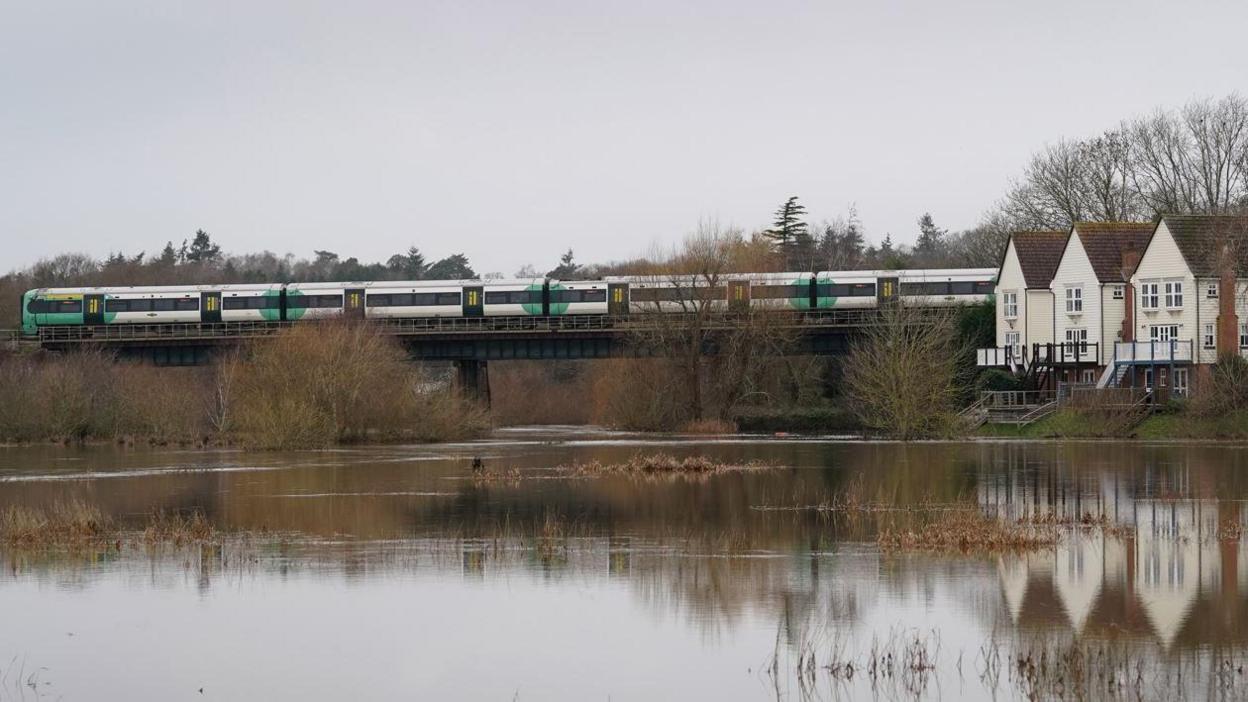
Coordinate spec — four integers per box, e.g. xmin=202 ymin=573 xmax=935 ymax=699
xmin=4 ymin=435 xmax=1248 ymax=699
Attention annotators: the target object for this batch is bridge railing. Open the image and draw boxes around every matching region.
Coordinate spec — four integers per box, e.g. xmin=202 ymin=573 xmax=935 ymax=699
xmin=34 ymin=307 xmax=955 ymax=345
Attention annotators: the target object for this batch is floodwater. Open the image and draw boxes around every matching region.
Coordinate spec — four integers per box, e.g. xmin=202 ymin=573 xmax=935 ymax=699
xmin=4 ymin=429 xmax=1248 ymax=700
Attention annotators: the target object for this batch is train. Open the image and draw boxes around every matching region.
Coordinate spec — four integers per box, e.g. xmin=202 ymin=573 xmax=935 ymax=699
xmin=20 ymin=268 xmax=997 ymax=337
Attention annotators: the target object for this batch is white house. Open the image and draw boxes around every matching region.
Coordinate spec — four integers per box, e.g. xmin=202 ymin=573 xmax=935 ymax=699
xmin=1048 ymin=222 xmax=1152 ymax=383
xmin=988 ymin=231 xmax=1067 ymax=367
xmin=1125 ymin=215 xmax=1248 ymax=393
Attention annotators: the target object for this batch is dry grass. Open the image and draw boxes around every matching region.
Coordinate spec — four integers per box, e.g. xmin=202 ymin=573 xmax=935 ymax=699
xmin=0 ymin=502 xmax=219 ymax=550
xmin=558 ymin=452 xmax=774 ymax=477
xmin=878 ymin=508 xmax=1059 ymax=553
xmin=0 ymin=500 xmax=113 ymax=549
xmin=679 ymin=418 xmax=738 ymax=434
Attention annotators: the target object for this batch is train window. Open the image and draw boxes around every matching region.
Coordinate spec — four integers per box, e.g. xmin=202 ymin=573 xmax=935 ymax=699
xmin=287 ymin=295 xmax=343 ymax=309
xmin=484 ymin=292 xmax=507 ymax=304
xmin=223 ymin=297 xmax=247 ymax=310
xmin=581 ymin=289 xmax=606 ymax=303
xmin=753 ymin=284 xmax=805 ymax=299
xmin=950 ymin=282 xmax=975 ymax=295
xmin=816 ymin=283 xmax=852 ymax=297
xmin=436 ymin=292 xmax=461 ymax=306
xmin=367 ymin=294 xmax=390 ymax=307
xmin=852 ymin=284 xmax=876 ymax=296
xmin=485 ymin=291 xmax=534 ymax=304
xmin=974 ymin=281 xmax=995 ymax=294
xmin=900 ymin=282 xmax=950 ymax=296
xmin=175 ymin=298 xmax=199 ymax=311
xmin=152 ymin=299 xmax=176 ymax=311
xmin=57 ymin=300 xmax=83 ymax=313
xmin=555 ymin=290 xmax=600 ymax=303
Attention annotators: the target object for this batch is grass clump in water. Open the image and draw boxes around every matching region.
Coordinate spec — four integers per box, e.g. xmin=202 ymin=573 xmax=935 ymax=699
xmin=559 ymin=452 xmax=772 ymax=477
xmin=143 ymin=510 xmax=216 ymax=546
xmin=879 ymin=509 xmax=1059 ymax=554
xmin=0 ymin=500 xmax=113 ymax=549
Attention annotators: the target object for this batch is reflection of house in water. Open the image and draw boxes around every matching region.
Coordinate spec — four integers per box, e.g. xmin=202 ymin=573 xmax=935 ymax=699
xmin=978 ymin=444 xmax=1248 ymax=649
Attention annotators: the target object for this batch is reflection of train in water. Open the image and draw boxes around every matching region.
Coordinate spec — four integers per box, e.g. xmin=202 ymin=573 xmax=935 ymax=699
xmin=19 ymin=268 xmax=997 ymax=336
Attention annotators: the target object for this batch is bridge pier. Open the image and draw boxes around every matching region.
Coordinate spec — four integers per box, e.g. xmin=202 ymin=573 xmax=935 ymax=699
xmin=454 ymin=359 xmax=491 ymax=406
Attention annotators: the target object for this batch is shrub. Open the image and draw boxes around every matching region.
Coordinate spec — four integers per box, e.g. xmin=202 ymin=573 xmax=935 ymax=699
xmin=1192 ymin=354 xmax=1248 ymax=417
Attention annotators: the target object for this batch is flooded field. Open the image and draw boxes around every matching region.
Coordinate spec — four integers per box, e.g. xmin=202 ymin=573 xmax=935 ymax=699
xmin=4 ymin=428 xmax=1248 ymax=700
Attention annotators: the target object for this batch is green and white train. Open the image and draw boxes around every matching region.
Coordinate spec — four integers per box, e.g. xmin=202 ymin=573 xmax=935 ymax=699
xmin=21 ymin=268 xmax=996 ymax=337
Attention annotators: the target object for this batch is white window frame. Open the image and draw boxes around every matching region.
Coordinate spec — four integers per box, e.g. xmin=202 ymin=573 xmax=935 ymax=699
xmin=1143 ymin=367 xmax=1153 ymax=390
xmin=1150 ymin=324 xmax=1180 ymax=342
xmin=1173 ymin=368 xmax=1189 ymax=397
xmin=1080 ymin=369 xmax=1096 ymax=384
xmin=1065 ymin=327 xmax=1089 ymax=353
xmin=1111 ymin=285 xmax=1124 ymax=300
xmin=1141 ymin=282 xmax=1160 ymax=310
xmin=1065 ymin=286 xmax=1083 ymax=313
xmin=1241 ymin=321 xmax=1248 ymax=349
xmin=1204 ymin=323 xmax=1216 ymax=350
xmin=1004 ymin=331 xmax=1021 ymax=359
xmin=1002 ymin=291 xmax=1018 ymax=320
xmin=1164 ymin=281 xmax=1183 ymax=309
xmin=1207 ymin=281 xmax=1219 ymax=299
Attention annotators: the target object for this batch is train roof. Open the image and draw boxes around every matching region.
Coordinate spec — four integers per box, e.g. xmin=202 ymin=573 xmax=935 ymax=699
xmin=29 ymin=283 xmax=281 ymax=295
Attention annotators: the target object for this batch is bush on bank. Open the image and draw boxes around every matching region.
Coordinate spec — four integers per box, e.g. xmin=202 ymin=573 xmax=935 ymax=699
xmin=0 ymin=323 xmax=489 ymax=447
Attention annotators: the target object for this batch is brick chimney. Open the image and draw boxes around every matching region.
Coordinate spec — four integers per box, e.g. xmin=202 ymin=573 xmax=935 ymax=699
xmin=1119 ymin=247 xmax=1142 ymax=343
xmin=1218 ymin=271 xmax=1239 ymax=357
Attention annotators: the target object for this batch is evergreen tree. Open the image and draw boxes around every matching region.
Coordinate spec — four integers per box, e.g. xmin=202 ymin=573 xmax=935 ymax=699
xmin=425 ymin=254 xmax=477 ymax=280
xmin=915 ymin=213 xmax=946 ymax=259
xmin=158 ymin=241 xmax=178 ymax=266
xmin=764 ymin=196 xmax=808 ymax=249
xmin=186 ymin=229 xmax=222 ymax=263
xmin=843 ymin=205 xmax=865 ymax=262
xmin=386 ymin=246 xmax=428 ymax=279
xmin=547 ymin=248 xmax=579 ymax=278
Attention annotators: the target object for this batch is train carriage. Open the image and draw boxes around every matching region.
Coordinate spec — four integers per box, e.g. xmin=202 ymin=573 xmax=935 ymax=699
xmin=479 ymin=278 xmax=545 ymax=317
xmin=365 ymin=280 xmax=465 ymax=320
xmin=546 ymin=280 xmax=609 ymax=316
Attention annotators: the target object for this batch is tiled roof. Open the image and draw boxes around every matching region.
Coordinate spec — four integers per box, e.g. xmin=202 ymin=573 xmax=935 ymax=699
xmin=1161 ymin=215 xmax=1248 ymax=277
xmin=1011 ymin=231 xmax=1068 ymax=288
xmin=1072 ymin=222 xmax=1154 ymax=283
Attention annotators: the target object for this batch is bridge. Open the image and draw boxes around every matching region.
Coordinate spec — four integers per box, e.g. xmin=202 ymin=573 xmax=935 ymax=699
xmin=4 ymin=307 xmax=954 ymax=402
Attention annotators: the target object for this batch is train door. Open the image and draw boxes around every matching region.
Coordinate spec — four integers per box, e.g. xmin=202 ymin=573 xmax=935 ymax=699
xmin=463 ymin=286 xmax=484 ymax=317
xmin=877 ymin=277 xmax=899 ymax=306
xmin=84 ymin=294 xmax=105 ymax=325
xmin=728 ymin=280 xmax=750 ymax=312
xmin=201 ymin=292 xmax=222 ymax=323
xmin=608 ymin=283 xmax=629 ymax=316
xmin=345 ymin=288 xmax=365 ymax=319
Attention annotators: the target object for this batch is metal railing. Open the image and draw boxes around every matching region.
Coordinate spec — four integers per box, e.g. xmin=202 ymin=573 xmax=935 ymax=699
xmin=33 ymin=307 xmax=955 ymax=345
xmin=976 ymin=346 xmax=1025 ymax=368
xmin=979 ymin=390 xmax=1053 ymax=408
xmin=1033 ymin=342 xmax=1100 ymax=365
xmin=1113 ymin=340 xmax=1193 ymax=363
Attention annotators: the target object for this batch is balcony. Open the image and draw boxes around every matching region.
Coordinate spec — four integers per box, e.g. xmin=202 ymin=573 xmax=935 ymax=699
xmin=1113 ymin=340 xmax=1194 ymax=364
xmin=976 ymin=346 xmax=1025 ymax=368
xmin=1034 ymin=342 xmax=1099 ymax=366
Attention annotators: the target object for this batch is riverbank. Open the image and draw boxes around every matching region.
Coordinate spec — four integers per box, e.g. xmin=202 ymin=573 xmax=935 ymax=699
xmin=978 ymin=409 xmax=1248 ymax=440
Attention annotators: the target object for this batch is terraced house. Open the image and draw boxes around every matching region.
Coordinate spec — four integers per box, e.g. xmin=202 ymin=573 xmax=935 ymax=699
xmin=1048 ymin=222 xmax=1153 ymax=386
xmin=987 ymin=230 xmax=1067 ymax=369
xmin=1119 ymin=215 xmax=1248 ymax=394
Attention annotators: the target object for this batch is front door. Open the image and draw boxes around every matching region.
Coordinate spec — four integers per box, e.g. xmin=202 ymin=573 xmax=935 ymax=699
xmin=877 ymin=277 xmax=899 ymax=306
xmin=728 ymin=280 xmax=750 ymax=312
xmin=463 ymin=286 xmax=484 ymax=317
xmin=345 ymin=288 xmax=365 ymax=319
xmin=201 ymin=292 xmax=222 ymax=323
xmin=84 ymin=294 xmax=105 ymax=325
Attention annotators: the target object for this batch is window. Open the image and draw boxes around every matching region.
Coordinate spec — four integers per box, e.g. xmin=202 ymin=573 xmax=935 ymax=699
xmin=1207 ymin=282 xmax=1219 ymax=299
xmin=1173 ymin=368 xmax=1189 ymax=397
xmin=286 ymin=294 xmax=343 ymax=309
xmin=1111 ymin=285 xmax=1124 ymax=300
xmin=900 ymin=282 xmax=950 ymax=296
xmin=1150 ymin=325 xmax=1180 ymax=342
xmin=814 ymin=282 xmax=875 ymax=297
xmin=1005 ymin=331 xmax=1020 ymax=360
xmin=484 ymin=291 xmax=537 ymax=305
xmin=1204 ymin=323 xmax=1216 ymax=350
xmin=1003 ymin=291 xmax=1018 ymax=319
xmin=1241 ymin=322 xmax=1248 ymax=349
xmin=1143 ymin=368 xmax=1153 ymax=390
xmin=1081 ymin=369 xmax=1096 ymax=384
xmin=1065 ymin=286 xmax=1083 ymax=313
xmin=1141 ymin=282 xmax=1160 ymax=309
xmin=1164 ymin=281 xmax=1183 ymax=308
xmin=175 ymin=298 xmax=199 ymax=311
xmin=223 ymin=296 xmax=278 ymax=310
xmin=630 ymin=286 xmax=725 ymax=302
xmin=974 ymin=281 xmax=995 ymax=294
xmin=106 ymin=299 xmax=155 ymax=313
xmin=554 ymin=289 xmax=607 ymax=303
xmin=1065 ymin=327 xmax=1089 ymax=352
xmin=949 ymin=282 xmax=975 ymax=295
xmin=753 ymin=284 xmax=806 ymax=300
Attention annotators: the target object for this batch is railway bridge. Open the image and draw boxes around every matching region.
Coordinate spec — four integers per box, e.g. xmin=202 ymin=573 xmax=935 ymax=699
xmin=4 ymin=307 xmax=951 ymax=402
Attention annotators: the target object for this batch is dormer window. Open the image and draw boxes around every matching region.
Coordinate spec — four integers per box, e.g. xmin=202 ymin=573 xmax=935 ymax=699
xmin=1111 ymin=285 xmax=1124 ymax=300
xmin=1141 ymin=282 xmax=1160 ymax=310
xmin=1208 ymin=282 xmax=1219 ymax=299
xmin=1065 ymin=286 xmax=1083 ymax=313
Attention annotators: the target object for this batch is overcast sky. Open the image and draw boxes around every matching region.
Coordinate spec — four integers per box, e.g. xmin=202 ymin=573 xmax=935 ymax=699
xmin=3 ymin=0 xmax=1246 ymax=275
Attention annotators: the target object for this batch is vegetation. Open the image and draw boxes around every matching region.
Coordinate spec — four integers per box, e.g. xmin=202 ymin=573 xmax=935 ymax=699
xmin=0 ymin=322 xmax=489 ymax=447
xmin=878 ymin=508 xmax=1059 ymax=553
xmin=0 ymin=500 xmax=218 ymax=550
